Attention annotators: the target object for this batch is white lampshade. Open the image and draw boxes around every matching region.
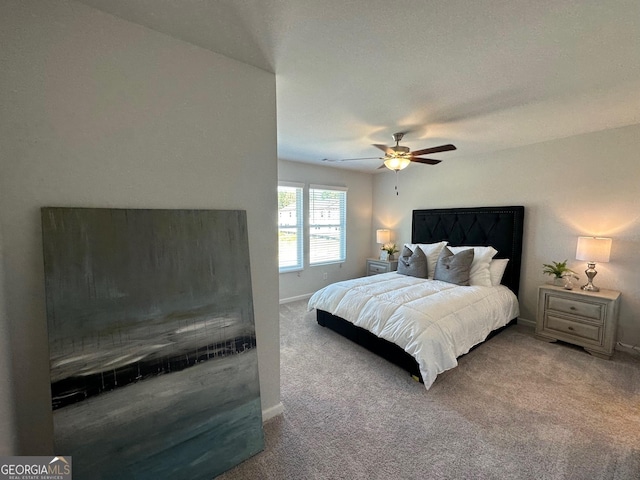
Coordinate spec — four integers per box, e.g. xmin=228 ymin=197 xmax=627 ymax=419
xmin=576 ymin=236 xmax=612 ymax=263
xmin=376 ymin=229 xmax=391 ymax=244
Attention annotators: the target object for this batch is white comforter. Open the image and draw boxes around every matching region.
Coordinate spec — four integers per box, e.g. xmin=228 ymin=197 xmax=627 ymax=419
xmin=307 ymin=272 xmax=519 ymax=389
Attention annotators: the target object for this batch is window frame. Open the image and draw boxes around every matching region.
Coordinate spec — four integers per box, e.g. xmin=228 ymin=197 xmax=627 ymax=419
xmin=277 ymin=182 xmax=304 ymax=273
xmin=308 ymin=184 xmax=347 ymax=266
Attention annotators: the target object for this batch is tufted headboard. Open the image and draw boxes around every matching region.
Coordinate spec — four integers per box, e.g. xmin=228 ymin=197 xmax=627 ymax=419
xmin=412 ymin=206 xmax=525 ymax=297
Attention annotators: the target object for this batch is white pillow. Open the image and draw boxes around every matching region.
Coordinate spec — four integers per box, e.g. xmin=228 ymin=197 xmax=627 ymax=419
xmin=448 ymin=246 xmax=498 ymax=286
xmin=405 ymin=241 xmax=448 ymax=279
xmin=489 ymin=258 xmax=509 ymax=286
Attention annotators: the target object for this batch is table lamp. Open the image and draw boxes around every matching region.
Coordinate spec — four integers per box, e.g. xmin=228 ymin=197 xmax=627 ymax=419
xmin=575 ymin=236 xmax=612 ymax=292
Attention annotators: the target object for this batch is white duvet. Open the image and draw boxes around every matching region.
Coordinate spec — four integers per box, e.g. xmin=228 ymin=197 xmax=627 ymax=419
xmin=307 ymin=272 xmax=519 ymax=389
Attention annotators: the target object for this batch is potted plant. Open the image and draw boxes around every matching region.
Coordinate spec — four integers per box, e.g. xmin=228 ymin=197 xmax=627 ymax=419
xmin=543 ymin=260 xmax=579 ymax=287
xmin=380 ymin=243 xmax=399 ymax=261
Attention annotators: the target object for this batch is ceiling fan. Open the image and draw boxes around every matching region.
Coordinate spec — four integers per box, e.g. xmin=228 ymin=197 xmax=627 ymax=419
xmin=323 ymin=132 xmax=456 ymax=171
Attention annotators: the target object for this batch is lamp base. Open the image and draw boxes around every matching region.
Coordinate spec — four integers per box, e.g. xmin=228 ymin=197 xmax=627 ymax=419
xmin=580 ymin=262 xmax=600 ymax=292
xmin=580 ymin=283 xmax=600 ymax=292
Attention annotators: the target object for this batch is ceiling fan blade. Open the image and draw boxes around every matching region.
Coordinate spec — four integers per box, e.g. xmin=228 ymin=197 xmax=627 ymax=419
xmin=377 ymin=163 xmax=387 ymax=170
xmin=322 ymin=156 xmax=380 ymax=162
xmin=410 ymin=144 xmax=456 ymax=156
xmin=373 ymin=144 xmax=394 ymax=155
xmin=411 ymin=157 xmax=442 ymax=165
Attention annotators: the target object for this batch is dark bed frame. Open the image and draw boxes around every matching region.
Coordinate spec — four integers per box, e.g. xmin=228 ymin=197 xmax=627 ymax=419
xmin=316 ymin=205 xmax=525 ymax=382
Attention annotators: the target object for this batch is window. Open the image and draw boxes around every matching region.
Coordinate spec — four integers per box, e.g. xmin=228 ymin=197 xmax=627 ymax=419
xmin=277 ymin=183 xmax=304 ymax=272
xmin=309 ymin=185 xmax=347 ymax=265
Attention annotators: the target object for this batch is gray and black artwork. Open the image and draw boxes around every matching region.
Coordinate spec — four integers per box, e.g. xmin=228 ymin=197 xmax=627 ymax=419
xmin=42 ymin=207 xmax=263 ymax=480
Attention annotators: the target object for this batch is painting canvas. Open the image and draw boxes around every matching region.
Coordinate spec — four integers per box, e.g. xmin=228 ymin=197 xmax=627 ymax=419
xmin=41 ymin=207 xmax=264 ymax=479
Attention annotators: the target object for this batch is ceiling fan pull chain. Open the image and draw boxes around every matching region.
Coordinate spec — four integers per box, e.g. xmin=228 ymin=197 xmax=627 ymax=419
xmin=395 ymin=170 xmax=399 ymax=196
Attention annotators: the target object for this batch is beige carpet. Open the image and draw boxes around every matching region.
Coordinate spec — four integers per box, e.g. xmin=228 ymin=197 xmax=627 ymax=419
xmin=218 ymin=300 xmax=640 ymax=479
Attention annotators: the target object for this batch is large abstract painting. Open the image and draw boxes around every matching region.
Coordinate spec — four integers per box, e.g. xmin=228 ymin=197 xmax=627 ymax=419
xmin=41 ymin=208 xmax=264 ymax=479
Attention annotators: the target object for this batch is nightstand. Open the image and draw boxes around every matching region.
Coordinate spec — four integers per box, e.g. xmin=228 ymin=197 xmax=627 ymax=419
xmin=535 ymin=285 xmax=621 ymax=359
xmin=366 ymin=258 xmax=398 ymax=276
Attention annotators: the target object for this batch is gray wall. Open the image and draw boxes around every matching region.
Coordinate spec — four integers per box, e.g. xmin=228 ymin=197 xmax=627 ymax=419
xmin=0 ymin=0 xmax=279 ymax=454
xmin=278 ymin=160 xmax=373 ymax=302
xmin=372 ymin=124 xmax=640 ymax=346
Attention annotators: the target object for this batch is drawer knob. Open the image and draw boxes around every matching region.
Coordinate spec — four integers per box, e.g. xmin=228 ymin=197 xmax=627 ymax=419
xmin=570 ymin=306 xmax=576 ymax=310
xmin=568 ymin=326 xmax=574 ymax=331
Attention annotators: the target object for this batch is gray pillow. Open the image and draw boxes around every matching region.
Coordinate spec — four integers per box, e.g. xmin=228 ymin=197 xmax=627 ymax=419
xmin=397 ymin=245 xmax=428 ymax=278
xmin=433 ymin=246 xmax=474 ymax=286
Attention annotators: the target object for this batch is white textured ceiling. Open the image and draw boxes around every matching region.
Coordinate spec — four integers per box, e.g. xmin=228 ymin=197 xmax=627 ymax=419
xmin=77 ymin=0 xmax=640 ymax=171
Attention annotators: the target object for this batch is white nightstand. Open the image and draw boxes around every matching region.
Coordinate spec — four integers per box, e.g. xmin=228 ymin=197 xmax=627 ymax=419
xmin=535 ymin=285 xmax=621 ymax=359
xmin=366 ymin=258 xmax=398 ymax=276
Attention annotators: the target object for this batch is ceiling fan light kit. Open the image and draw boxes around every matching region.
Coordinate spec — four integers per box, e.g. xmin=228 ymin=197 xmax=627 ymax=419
xmin=383 ymin=156 xmax=411 ymax=171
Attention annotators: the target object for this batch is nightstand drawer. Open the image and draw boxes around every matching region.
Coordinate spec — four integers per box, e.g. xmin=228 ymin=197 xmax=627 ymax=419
xmin=547 ymin=295 xmax=603 ymax=322
xmin=368 ymin=262 xmax=388 ymax=275
xmin=544 ymin=314 xmax=602 ymax=344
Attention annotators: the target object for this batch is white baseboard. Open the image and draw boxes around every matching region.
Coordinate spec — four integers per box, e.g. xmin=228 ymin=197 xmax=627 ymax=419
xmin=262 ymin=402 xmax=284 ymax=422
xmin=616 ymin=342 xmax=640 ymax=356
xmin=517 ymin=317 xmax=535 ymax=328
xmin=279 ymin=293 xmax=312 ymax=304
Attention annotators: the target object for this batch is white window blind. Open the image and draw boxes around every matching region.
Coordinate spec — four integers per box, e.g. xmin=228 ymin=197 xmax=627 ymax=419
xmin=278 ymin=183 xmax=304 ymax=272
xmin=309 ymin=185 xmax=347 ymax=265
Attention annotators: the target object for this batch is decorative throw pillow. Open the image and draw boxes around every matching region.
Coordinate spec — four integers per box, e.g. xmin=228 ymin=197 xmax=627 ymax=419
xmin=433 ymin=246 xmax=474 ymax=286
xmin=448 ymin=246 xmax=498 ymax=287
xmin=405 ymin=241 xmax=448 ymax=278
xmin=397 ymin=245 xmax=428 ymax=278
xmin=489 ymin=258 xmax=509 ymax=286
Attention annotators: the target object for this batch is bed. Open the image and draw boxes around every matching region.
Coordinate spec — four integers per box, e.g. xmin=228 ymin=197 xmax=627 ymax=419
xmin=307 ymin=206 xmax=525 ymax=388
